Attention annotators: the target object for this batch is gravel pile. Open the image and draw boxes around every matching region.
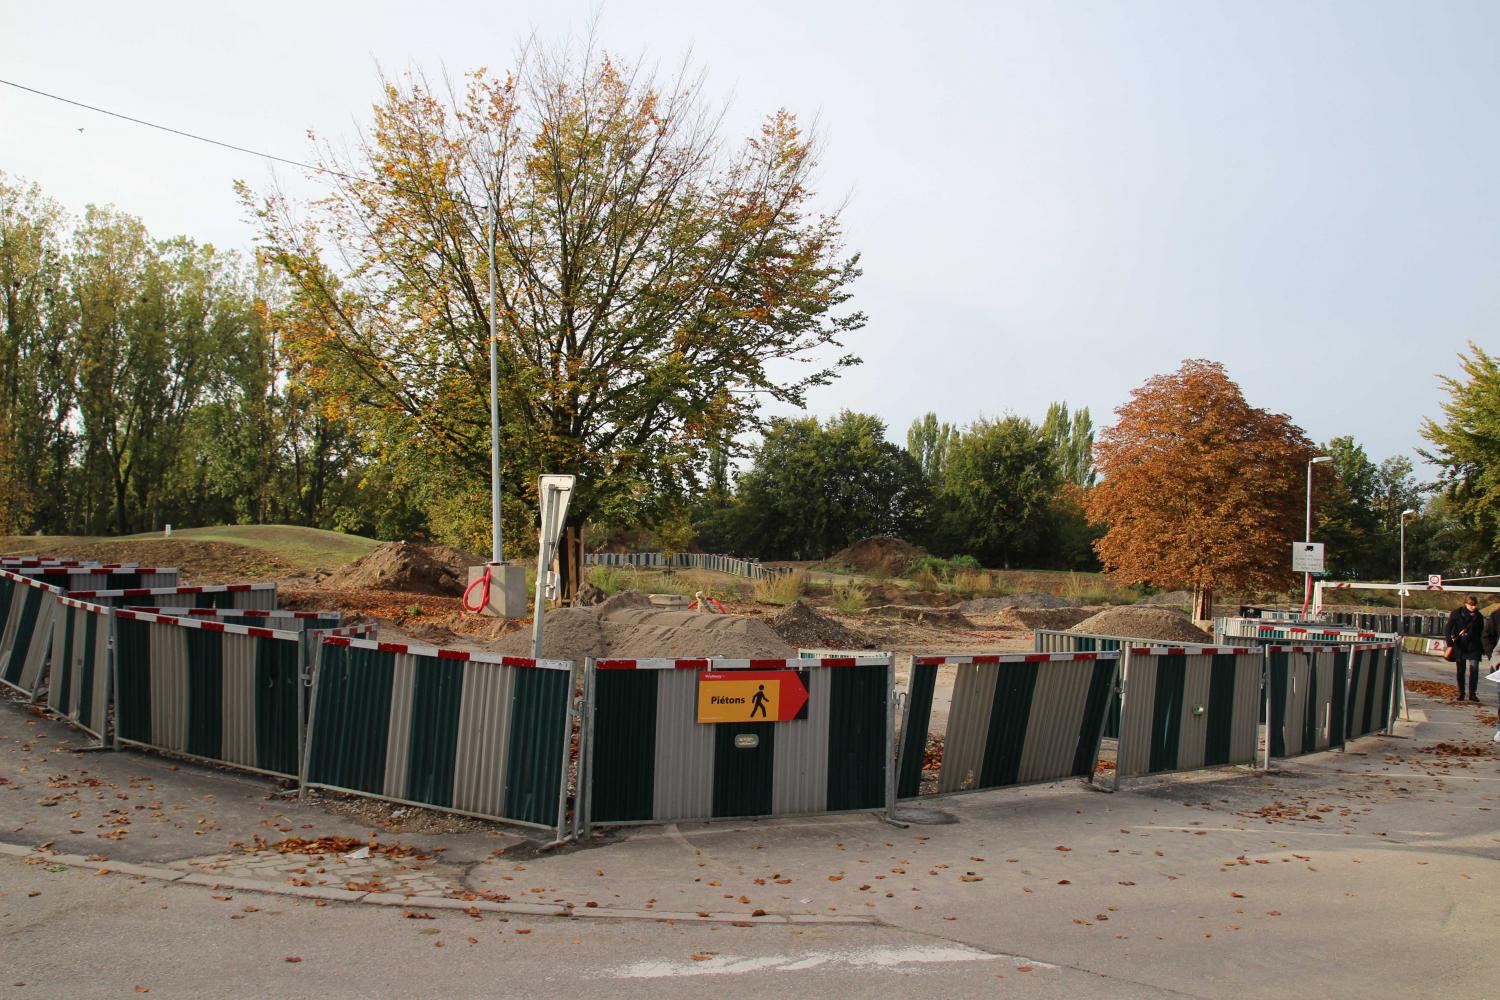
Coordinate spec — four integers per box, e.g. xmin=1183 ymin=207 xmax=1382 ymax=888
xmin=1068 ymin=606 xmax=1212 ymax=642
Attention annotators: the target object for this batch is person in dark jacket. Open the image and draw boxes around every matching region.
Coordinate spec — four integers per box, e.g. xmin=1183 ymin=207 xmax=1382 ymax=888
xmin=1448 ymin=596 xmax=1486 ymax=701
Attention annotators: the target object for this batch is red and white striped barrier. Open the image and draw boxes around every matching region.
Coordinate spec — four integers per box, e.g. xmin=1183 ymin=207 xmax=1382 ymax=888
xmin=19 ymin=566 xmax=175 ymax=577
xmin=67 ymin=583 xmax=275 ymax=599
xmin=126 ymin=606 xmax=331 ymax=620
xmin=319 ymin=634 xmax=572 ymax=671
xmin=0 ymin=568 xmax=65 ymax=594
xmin=114 ymin=607 xmax=298 ymax=641
xmin=913 ymin=651 xmax=1110 ymax=666
xmin=593 ymin=655 xmax=888 ymax=671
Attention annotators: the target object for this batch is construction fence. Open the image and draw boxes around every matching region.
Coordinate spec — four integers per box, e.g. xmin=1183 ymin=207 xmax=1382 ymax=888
xmin=584 ymin=551 xmax=791 ymax=580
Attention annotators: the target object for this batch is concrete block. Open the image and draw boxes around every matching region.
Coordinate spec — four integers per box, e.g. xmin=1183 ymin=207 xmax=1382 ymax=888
xmin=465 ymin=563 xmax=528 ymax=618
xmin=647 ymin=593 xmax=691 ymax=609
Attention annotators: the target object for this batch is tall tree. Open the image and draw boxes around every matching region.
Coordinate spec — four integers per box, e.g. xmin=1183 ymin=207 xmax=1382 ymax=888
xmin=1087 ymin=360 xmax=1314 ymax=617
xmin=930 ymin=416 xmax=1059 ymax=567
xmin=906 ymin=413 xmax=957 ymax=486
xmin=733 ymin=412 xmax=928 ymax=559
xmin=1041 ymin=402 xmax=1096 ymax=487
xmin=250 ymin=44 xmax=864 ymax=589
xmin=1421 ymin=343 xmax=1500 ymax=559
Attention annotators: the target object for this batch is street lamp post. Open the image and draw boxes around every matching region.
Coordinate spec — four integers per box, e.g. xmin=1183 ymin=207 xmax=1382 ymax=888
xmin=1399 ymin=508 xmax=1417 ymax=634
xmin=487 ymin=195 xmax=502 ymax=565
xmin=1303 ymin=456 xmax=1332 ymax=617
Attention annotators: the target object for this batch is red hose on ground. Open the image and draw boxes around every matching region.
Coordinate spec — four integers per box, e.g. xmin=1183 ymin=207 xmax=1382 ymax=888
xmin=462 ymin=565 xmax=492 ymax=613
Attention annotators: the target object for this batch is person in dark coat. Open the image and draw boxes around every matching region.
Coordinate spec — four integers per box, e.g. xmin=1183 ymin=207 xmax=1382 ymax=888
xmin=1448 ymin=595 xmax=1486 ymax=701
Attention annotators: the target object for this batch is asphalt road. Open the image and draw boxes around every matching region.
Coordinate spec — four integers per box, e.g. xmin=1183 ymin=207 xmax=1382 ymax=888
xmin=3 ymin=652 xmax=1499 ymax=998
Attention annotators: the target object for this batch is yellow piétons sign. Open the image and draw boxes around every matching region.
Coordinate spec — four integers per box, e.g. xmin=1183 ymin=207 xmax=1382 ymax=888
xmin=696 ymin=670 xmax=807 ymax=724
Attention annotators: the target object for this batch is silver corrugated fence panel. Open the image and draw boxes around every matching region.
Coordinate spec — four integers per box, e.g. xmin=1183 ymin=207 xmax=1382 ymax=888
xmin=67 ymin=583 xmax=278 ymax=610
xmin=585 ymin=656 xmax=892 ymax=828
xmin=136 ymin=607 xmax=343 ymax=633
xmin=304 ymin=637 xmax=576 ymax=831
xmin=1115 ymin=645 xmax=1263 ymax=779
xmin=14 ymin=567 xmax=181 ymax=592
xmin=0 ymin=569 xmax=63 ymax=696
xmin=1265 ymin=645 xmax=1344 ymax=758
xmin=45 ymin=595 xmax=113 ymax=743
xmin=1345 ymin=642 xmax=1399 ymax=741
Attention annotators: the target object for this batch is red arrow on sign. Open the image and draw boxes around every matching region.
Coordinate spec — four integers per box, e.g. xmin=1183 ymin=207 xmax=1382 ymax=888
xmin=700 ymin=670 xmax=808 ymax=722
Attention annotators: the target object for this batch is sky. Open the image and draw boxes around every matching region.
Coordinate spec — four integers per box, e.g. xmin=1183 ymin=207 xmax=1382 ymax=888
xmin=3 ymin=0 xmax=1496 ymax=468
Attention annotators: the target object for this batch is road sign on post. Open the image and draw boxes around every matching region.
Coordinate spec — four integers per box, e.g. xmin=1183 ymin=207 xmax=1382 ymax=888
xmin=1427 ymin=574 xmax=1442 ymax=589
xmin=530 ymin=474 xmax=576 ymax=659
xmin=696 ymin=670 xmax=809 ymax=723
xmin=1292 ymin=542 xmax=1325 ymax=574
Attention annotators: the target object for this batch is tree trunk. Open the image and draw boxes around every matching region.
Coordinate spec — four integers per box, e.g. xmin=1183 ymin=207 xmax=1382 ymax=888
xmin=555 ymin=523 xmax=584 ymax=606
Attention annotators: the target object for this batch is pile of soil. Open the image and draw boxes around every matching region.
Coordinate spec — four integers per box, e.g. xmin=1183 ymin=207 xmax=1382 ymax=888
xmin=323 ymin=541 xmax=486 ymax=596
xmin=1069 ymin=606 xmax=1212 ymax=643
xmin=866 ymin=605 xmax=974 ymax=628
xmin=958 ymin=592 xmax=1072 ymax=613
xmin=767 ymin=601 xmax=869 ymax=649
xmin=1001 ymin=607 xmax=1095 ymax=631
xmin=489 ymin=591 xmax=793 ymax=661
xmin=1135 ymin=590 xmax=1193 ymax=609
xmin=885 ymin=588 xmax=961 ymax=608
xmin=827 ymin=536 xmax=927 ymax=576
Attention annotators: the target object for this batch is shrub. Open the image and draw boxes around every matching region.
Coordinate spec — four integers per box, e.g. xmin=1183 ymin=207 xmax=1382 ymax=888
xmin=831 ymin=581 xmax=869 ymax=613
xmin=753 ymin=571 xmax=806 ymax=606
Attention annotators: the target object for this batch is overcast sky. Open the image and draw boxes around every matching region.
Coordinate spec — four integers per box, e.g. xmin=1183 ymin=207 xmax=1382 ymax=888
xmin=3 ymin=1 xmax=1495 ymax=468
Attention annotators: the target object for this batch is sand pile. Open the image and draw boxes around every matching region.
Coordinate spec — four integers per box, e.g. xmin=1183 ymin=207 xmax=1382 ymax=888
xmin=1001 ymin=607 xmax=1095 ymax=631
xmin=958 ymin=592 xmax=1072 ymax=613
xmin=828 ymin=536 xmax=927 ymax=576
xmin=768 ymin=601 xmax=869 ymax=649
xmin=1069 ymin=606 xmax=1212 ymax=643
xmin=866 ymin=605 xmax=973 ymax=628
xmin=489 ymin=591 xmax=792 ymax=661
xmin=325 ymin=541 xmax=486 ymax=596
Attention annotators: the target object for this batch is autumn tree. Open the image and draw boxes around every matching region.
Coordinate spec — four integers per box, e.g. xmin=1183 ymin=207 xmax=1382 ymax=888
xmin=1087 ymin=360 xmax=1314 ymax=617
xmin=249 ymin=43 xmax=863 ymax=591
xmin=1421 ymin=343 xmax=1500 ymax=559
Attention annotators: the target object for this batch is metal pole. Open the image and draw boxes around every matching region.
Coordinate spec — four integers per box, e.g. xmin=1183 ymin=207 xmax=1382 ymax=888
xmin=1303 ymin=460 xmax=1313 ymax=617
xmin=488 ymin=195 xmax=503 ymax=565
xmin=1398 ymin=517 xmax=1406 ymax=633
xmin=531 ymin=485 xmax=554 ymax=660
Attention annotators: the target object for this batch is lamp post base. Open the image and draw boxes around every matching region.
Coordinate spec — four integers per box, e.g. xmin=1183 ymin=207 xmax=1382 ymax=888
xmin=466 ymin=563 xmax=529 ymax=618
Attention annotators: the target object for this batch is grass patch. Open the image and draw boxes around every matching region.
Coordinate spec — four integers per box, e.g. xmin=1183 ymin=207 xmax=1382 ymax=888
xmin=0 ymin=524 xmax=379 ymax=575
xmin=830 ymin=580 xmax=870 ymax=613
xmin=753 ymin=571 xmax=806 ymax=606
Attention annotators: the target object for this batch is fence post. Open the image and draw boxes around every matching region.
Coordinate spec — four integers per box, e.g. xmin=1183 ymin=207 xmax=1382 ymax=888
xmin=884 ymin=656 xmax=896 ymax=819
xmin=554 ymin=659 xmax=580 ymax=844
xmin=1107 ymin=650 xmax=1131 ymax=791
xmin=579 ymin=657 xmax=597 ymax=840
xmin=298 ymin=639 xmax=326 ymax=801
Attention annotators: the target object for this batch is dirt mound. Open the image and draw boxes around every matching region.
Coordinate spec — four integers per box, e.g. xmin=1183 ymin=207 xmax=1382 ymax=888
xmin=867 ymin=605 xmax=973 ymax=628
xmin=768 ymin=601 xmax=868 ymax=649
xmin=828 ymin=536 xmax=927 ymax=576
xmin=885 ymin=588 xmax=961 ymax=608
xmin=1002 ymin=607 xmax=1094 ymax=631
xmin=1069 ymin=606 xmax=1211 ymax=642
xmin=1135 ymin=590 xmax=1193 ymax=609
xmin=7 ymin=539 xmax=295 ymax=583
xmin=489 ymin=600 xmax=793 ymax=661
xmin=324 ymin=541 xmax=486 ymax=596
xmin=958 ymin=592 xmax=1072 ymax=613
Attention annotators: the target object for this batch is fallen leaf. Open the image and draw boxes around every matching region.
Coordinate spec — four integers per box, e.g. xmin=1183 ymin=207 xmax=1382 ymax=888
xmin=285 ymin=956 xmax=302 ymax=964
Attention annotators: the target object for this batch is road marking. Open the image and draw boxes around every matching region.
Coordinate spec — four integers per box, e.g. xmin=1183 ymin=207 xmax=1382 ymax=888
xmin=603 ymin=944 xmax=1029 ymax=979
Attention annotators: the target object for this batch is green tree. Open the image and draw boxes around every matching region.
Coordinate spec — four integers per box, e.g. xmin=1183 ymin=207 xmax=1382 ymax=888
xmin=251 ymin=44 xmax=864 ymax=588
xmin=930 ymin=416 xmax=1060 ymax=567
xmin=1041 ymin=402 xmax=1096 ymax=487
xmin=1422 ymin=343 xmax=1500 ymax=559
xmin=906 ymin=413 xmax=957 ymax=486
xmin=733 ymin=412 xmax=929 ymax=559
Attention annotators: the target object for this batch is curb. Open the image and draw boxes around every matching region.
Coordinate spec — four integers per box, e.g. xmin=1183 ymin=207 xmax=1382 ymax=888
xmin=0 ymin=842 xmax=875 ymax=927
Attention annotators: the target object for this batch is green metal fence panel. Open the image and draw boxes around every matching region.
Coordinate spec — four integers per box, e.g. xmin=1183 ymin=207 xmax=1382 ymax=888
xmin=1115 ymin=644 xmax=1262 ymax=779
xmin=303 ymin=637 xmax=576 ymax=832
xmin=112 ymin=609 xmax=303 ymax=778
xmin=0 ymin=569 xmax=63 ymax=697
xmin=1264 ymin=644 xmax=1344 ymax=758
xmin=46 ymin=595 xmax=112 ymax=744
xmin=1346 ymin=642 xmax=1400 ymax=741
xmin=583 ymin=656 xmax=892 ymax=827
xmin=15 ymin=567 xmax=180 ymax=592
xmin=66 ymin=583 xmax=278 ymax=610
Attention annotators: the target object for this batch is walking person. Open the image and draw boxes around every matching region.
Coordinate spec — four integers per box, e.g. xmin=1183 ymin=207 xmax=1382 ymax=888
xmin=1447 ymin=595 xmax=1485 ymax=702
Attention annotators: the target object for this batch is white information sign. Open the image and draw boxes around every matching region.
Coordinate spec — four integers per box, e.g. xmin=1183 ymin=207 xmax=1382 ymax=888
xmin=1292 ymin=542 xmax=1325 ymax=574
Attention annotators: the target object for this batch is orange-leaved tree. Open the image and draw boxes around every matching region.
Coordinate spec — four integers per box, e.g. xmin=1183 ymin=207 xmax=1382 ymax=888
xmin=1086 ymin=360 xmax=1314 ymax=619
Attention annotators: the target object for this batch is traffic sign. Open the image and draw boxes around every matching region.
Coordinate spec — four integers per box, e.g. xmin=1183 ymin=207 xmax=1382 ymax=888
xmin=1428 ymin=574 xmax=1442 ymax=589
xmin=697 ymin=670 xmax=809 ymax=724
xmin=1292 ymin=542 xmax=1325 ymax=574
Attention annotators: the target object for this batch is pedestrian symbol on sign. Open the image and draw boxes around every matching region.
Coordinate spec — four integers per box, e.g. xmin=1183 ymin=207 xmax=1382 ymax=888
xmin=750 ymin=684 xmax=768 ymax=718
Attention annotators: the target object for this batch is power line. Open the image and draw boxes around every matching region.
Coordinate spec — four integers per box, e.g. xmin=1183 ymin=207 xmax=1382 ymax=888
xmin=0 ymin=76 xmax=375 ymax=185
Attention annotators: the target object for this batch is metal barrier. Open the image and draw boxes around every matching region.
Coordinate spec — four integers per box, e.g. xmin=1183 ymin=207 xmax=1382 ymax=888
xmin=128 ymin=607 xmax=342 ymax=632
xmin=1115 ymin=645 xmax=1263 ymax=781
xmin=897 ymin=651 xmax=1119 ymax=800
xmin=1264 ymin=645 xmax=1346 ymax=760
xmin=1216 ymin=618 xmax=1384 ymax=645
xmin=582 ymin=655 xmax=893 ymax=828
xmin=46 ymin=595 xmax=113 ymax=744
xmin=113 ymin=609 xmax=303 ymax=778
xmin=0 ymin=569 xmax=64 ymax=697
xmin=585 ymin=551 xmax=790 ymax=580
xmin=67 ymin=582 xmax=278 ymax=610
xmin=1346 ymin=642 xmax=1400 ymax=741
xmin=14 ymin=566 xmax=180 ymax=591
xmin=303 ymin=636 xmax=577 ymax=836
